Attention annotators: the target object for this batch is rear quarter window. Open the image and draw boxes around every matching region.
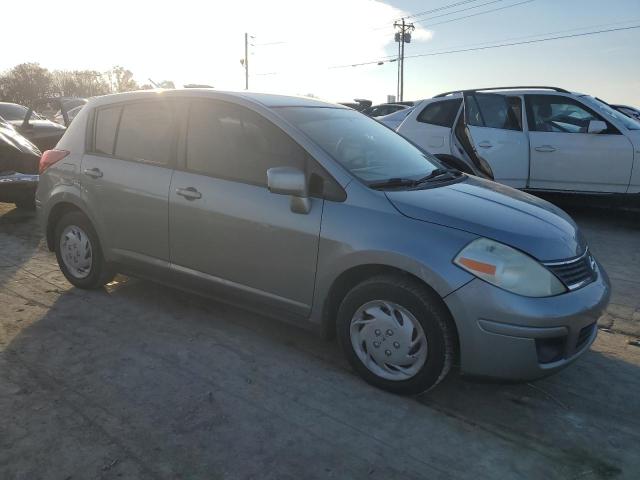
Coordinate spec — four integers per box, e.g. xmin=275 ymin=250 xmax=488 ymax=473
xmin=93 ymin=106 xmax=121 ymax=155
xmin=417 ymin=99 xmax=461 ymax=127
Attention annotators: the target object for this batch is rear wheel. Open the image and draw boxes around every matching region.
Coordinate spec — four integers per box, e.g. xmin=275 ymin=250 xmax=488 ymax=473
xmin=337 ymin=274 xmax=455 ymax=395
xmin=54 ymin=211 xmax=113 ymax=289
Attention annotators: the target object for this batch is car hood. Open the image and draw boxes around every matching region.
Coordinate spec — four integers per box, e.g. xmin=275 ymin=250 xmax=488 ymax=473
xmin=625 ymin=129 xmax=640 ymax=148
xmin=385 ymin=176 xmax=586 ymax=262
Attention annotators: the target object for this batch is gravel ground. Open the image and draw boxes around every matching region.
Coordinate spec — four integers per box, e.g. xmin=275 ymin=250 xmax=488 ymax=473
xmin=1 ymin=201 xmax=639 ymax=480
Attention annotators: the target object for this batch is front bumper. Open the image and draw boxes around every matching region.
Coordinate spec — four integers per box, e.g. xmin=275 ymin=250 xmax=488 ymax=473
xmin=0 ymin=172 xmax=38 ymax=203
xmin=444 ymin=262 xmax=610 ymax=380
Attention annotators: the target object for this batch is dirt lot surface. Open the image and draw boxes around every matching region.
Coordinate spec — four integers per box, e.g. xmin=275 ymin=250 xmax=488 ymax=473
xmin=1 ymin=201 xmax=639 ymax=479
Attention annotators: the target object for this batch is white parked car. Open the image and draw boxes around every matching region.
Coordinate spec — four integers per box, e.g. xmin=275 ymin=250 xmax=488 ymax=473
xmin=397 ymin=87 xmax=640 ymax=195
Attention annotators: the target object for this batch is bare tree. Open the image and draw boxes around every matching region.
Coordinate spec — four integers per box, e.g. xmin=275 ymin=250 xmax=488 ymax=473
xmin=106 ymin=66 xmax=139 ymax=93
xmin=51 ymin=70 xmax=111 ymax=98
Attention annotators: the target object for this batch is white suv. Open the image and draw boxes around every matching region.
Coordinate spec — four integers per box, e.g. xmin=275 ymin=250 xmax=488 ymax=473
xmin=397 ymin=87 xmax=640 ymax=195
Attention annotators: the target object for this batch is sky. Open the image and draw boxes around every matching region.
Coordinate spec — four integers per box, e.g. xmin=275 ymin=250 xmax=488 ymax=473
xmin=2 ymin=0 xmax=639 ymax=105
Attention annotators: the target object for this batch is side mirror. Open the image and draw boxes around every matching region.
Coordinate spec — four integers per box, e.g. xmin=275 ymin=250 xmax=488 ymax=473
xmin=267 ymin=166 xmax=311 ymax=214
xmin=588 ymin=120 xmax=607 ymax=134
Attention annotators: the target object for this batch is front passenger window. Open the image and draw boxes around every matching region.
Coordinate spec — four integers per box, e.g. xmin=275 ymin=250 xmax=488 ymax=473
xmin=186 ymin=101 xmax=306 ymax=186
xmin=526 ymin=95 xmax=614 ymax=134
xmin=115 ymin=101 xmax=174 ymax=164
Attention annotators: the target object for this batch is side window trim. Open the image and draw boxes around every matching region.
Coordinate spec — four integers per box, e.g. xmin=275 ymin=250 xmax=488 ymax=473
xmin=110 ymin=106 xmax=124 ymax=156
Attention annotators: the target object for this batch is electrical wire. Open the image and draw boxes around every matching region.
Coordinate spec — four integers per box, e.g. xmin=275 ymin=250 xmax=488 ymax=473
xmin=414 ymin=0 xmax=535 ymax=27
xmin=328 ymin=24 xmax=640 ymax=69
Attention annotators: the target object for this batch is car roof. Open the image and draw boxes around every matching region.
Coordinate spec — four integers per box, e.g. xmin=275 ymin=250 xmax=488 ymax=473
xmin=88 ymin=89 xmax=346 ymax=109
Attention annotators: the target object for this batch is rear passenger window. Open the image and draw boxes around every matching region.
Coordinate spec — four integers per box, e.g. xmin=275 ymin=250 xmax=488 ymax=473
xmin=186 ymin=101 xmax=306 ymax=185
xmin=417 ymin=99 xmax=461 ymax=127
xmin=115 ymin=102 xmax=173 ymax=165
xmin=93 ymin=106 xmax=121 ymax=155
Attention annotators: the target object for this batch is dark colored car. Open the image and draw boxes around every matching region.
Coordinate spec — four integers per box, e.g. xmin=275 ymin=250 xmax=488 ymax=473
xmin=0 ymin=115 xmax=41 ymax=208
xmin=0 ymin=102 xmax=66 ymax=151
xmin=338 ymin=98 xmax=373 ymax=112
xmin=362 ymin=103 xmax=410 ymax=117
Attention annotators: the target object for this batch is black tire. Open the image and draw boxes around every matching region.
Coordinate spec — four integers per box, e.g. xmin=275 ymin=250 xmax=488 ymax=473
xmin=337 ymin=274 xmax=455 ymax=395
xmin=54 ymin=211 xmax=114 ymax=289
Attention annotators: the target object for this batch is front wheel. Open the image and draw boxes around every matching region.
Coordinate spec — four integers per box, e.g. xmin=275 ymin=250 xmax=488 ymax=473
xmin=337 ymin=274 xmax=456 ymax=395
xmin=54 ymin=211 xmax=114 ymax=289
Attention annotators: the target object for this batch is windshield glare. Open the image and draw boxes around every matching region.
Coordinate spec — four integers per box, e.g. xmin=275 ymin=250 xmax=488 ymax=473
xmin=586 ymin=96 xmax=640 ymax=131
xmin=276 ymin=107 xmax=439 ymax=183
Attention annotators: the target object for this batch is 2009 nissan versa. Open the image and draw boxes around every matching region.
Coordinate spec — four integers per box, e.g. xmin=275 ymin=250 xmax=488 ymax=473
xmin=36 ymin=89 xmax=610 ymax=394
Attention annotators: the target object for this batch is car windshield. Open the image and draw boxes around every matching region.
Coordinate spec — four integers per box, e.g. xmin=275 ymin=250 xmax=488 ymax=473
xmin=276 ymin=107 xmax=439 ymax=184
xmin=0 ymin=103 xmax=42 ymax=122
xmin=585 ymin=96 xmax=640 ymax=131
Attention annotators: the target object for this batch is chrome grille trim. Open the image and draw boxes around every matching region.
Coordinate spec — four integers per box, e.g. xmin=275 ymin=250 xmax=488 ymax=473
xmin=544 ymin=248 xmax=597 ymax=291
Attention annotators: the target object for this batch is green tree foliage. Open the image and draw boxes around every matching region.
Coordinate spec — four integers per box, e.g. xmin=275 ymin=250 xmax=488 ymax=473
xmin=0 ymin=63 xmax=53 ymax=107
xmin=0 ymin=63 xmax=143 ymax=106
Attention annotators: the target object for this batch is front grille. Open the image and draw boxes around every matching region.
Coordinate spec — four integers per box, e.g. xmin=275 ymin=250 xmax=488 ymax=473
xmin=544 ymin=249 xmax=597 ymax=291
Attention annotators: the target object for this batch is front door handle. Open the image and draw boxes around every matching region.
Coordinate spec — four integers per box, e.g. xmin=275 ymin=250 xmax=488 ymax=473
xmin=176 ymin=187 xmax=202 ymax=200
xmin=535 ymin=145 xmax=556 ymax=153
xmin=478 ymin=141 xmax=493 ymax=149
xmin=83 ymin=167 xmax=103 ymax=178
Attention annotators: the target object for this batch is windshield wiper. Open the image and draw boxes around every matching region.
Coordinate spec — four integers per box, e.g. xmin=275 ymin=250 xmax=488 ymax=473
xmin=368 ymin=177 xmax=419 ymax=189
xmin=368 ymin=168 xmax=462 ymax=190
xmin=413 ymin=168 xmax=461 ymax=185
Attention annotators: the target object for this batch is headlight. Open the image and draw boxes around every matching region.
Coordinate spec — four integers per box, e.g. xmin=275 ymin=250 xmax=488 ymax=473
xmin=454 ymin=238 xmax=566 ymax=297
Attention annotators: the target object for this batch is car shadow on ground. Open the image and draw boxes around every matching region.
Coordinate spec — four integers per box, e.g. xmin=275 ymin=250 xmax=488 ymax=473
xmin=0 ymin=204 xmax=42 ymax=270
xmin=2 ymin=274 xmax=639 ymax=479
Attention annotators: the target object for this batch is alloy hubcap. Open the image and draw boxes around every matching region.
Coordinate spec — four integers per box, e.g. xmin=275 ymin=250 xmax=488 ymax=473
xmin=349 ymin=300 xmax=428 ymax=381
xmin=60 ymin=225 xmax=92 ymax=279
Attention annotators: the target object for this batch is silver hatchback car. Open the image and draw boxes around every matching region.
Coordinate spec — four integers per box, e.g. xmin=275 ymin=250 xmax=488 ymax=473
xmin=36 ymin=90 xmax=610 ymax=394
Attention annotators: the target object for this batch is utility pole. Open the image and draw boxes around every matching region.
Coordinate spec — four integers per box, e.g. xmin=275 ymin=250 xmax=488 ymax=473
xmin=393 ymin=18 xmax=414 ymax=102
xmin=244 ymin=32 xmax=249 ymax=90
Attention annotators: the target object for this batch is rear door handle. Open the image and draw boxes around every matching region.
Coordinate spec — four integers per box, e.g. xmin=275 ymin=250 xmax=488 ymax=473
xmin=83 ymin=167 xmax=103 ymax=178
xmin=535 ymin=145 xmax=556 ymax=153
xmin=478 ymin=141 xmax=493 ymax=149
xmin=176 ymin=187 xmax=202 ymax=200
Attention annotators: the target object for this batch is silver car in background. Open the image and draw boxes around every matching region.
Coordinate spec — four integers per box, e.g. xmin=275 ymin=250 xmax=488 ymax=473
xmin=36 ymin=90 xmax=610 ymax=394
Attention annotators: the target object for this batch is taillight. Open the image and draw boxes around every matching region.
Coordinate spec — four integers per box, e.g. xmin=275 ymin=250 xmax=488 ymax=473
xmin=39 ymin=149 xmax=70 ymax=174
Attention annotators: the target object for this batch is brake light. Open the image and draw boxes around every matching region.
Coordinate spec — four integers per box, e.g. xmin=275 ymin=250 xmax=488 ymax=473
xmin=39 ymin=149 xmax=70 ymax=174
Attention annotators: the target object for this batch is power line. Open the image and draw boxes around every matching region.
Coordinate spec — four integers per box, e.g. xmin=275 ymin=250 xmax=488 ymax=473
xmin=373 ymin=0 xmax=483 ymax=31
xmin=403 ymin=0 xmax=484 ymax=20
xmin=414 ymin=0 xmax=535 ymax=27
xmin=412 ymin=0 xmax=507 ymax=23
xmin=426 ymin=18 xmax=640 ymax=51
xmin=329 ymin=24 xmax=640 ymax=69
